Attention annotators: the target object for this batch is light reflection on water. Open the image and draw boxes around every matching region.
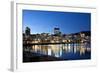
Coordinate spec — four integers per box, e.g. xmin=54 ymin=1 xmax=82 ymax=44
xmin=24 ymin=43 xmax=91 ymax=59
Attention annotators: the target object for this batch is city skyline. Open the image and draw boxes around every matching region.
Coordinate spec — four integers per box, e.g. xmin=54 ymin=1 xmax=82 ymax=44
xmin=22 ymin=10 xmax=91 ymax=34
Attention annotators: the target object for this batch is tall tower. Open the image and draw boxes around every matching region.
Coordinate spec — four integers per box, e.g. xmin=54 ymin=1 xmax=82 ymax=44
xmin=54 ymin=28 xmax=61 ymax=35
xmin=25 ymin=27 xmax=31 ymax=36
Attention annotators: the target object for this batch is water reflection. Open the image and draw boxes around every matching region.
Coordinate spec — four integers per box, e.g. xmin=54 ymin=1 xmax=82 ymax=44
xmin=24 ymin=43 xmax=91 ymax=59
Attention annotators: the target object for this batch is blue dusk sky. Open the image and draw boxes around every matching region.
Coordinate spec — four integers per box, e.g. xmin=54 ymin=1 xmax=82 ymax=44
xmin=22 ymin=10 xmax=91 ymax=34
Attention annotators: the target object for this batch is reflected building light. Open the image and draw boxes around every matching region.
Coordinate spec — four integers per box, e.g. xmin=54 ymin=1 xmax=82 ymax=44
xmin=74 ymin=44 xmax=77 ymax=53
xmin=86 ymin=44 xmax=91 ymax=52
xmin=51 ymin=45 xmax=60 ymax=57
xmin=59 ymin=48 xmax=62 ymax=57
xmin=32 ymin=45 xmax=35 ymax=51
xmin=54 ymin=51 xmax=60 ymax=57
xmin=80 ymin=45 xmax=85 ymax=55
xmin=48 ymin=49 xmax=52 ymax=56
xmin=87 ymin=47 xmax=91 ymax=52
xmin=68 ymin=44 xmax=71 ymax=52
xmin=65 ymin=44 xmax=68 ymax=52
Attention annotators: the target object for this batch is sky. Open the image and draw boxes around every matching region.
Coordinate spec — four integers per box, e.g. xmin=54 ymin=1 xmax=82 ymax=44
xmin=22 ymin=10 xmax=91 ymax=34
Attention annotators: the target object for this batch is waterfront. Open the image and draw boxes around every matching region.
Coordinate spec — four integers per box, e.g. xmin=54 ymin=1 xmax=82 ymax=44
xmin=23 ymin=43 xmax=91 ymax=62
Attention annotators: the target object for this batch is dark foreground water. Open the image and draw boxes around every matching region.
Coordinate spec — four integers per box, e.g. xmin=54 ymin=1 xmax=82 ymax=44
xmin=23 ymin=43 xmax=91 ymax=62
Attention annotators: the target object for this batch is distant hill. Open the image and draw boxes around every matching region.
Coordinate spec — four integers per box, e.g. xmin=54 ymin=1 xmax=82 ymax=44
xmin=71 ymin=31 xmax=91 ymax=36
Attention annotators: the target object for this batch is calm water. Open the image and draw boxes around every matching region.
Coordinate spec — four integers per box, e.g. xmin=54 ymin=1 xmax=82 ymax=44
xmin=23 ymin=43 xmax=91 ymax=60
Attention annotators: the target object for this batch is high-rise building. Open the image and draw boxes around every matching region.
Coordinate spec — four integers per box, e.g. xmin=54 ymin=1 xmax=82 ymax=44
xmin=54 ymin=28 xmax=61 ymax=35
xmin=25 ymin=27 xmax=31 ymax=36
